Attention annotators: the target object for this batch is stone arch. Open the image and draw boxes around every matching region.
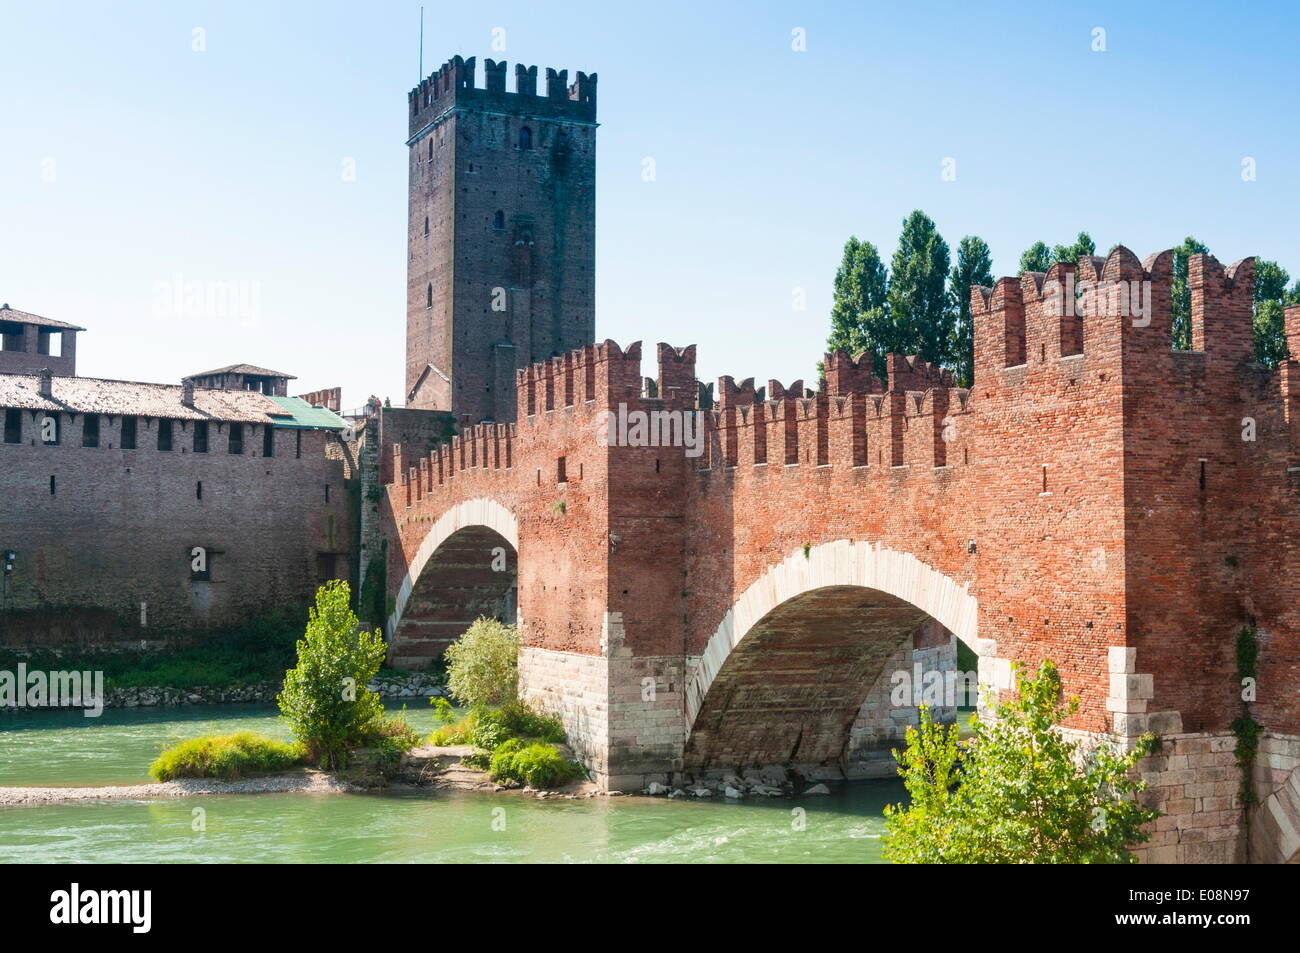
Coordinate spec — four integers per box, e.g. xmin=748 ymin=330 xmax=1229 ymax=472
xmin=685 ymin=540 xmax=979 ymax=737
xmin=386 ymin=498 xmax=519 ymax=666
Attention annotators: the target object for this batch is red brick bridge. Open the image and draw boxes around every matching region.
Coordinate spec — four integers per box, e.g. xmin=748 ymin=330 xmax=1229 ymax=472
xmin=377 ymin=248 xmax=1300 ymax=863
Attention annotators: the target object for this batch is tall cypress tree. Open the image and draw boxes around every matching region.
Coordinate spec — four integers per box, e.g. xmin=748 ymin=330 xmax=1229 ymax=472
xmin=948 ymin=235 xmax=994 ymax=387
xmin=826 ymin=236 xmax=890 ymax=368
xmin=887 ymin=211 xmax=953 ymax=369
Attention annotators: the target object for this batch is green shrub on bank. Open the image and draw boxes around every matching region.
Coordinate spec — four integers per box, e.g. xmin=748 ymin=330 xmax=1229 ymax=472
xmin=488 ymin=739 xmax=582 ymax=788
xmin=277 ymin=581 xmax=388 ymax=769
xmin=0 ymin=608 xmax=303 ymax=692
xmin=444 ymin=617 xmax=518 ymax=709
xmin=150 ymin=732 xmax=303 ymax=781
xmin=427 ymin=701 xmax=566 ymax=750
xmin=359 ymin=714 xmax=423 ymax=766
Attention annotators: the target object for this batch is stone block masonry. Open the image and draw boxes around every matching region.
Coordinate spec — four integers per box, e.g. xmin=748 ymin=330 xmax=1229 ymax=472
xmin=378 ymin=247 xmax=1300 ymax=863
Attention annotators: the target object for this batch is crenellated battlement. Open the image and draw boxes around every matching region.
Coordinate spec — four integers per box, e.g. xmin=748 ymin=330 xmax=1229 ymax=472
xmin=408 ymin=54 xmax=597 ymax=138
xmin=972 ymin=246 xmax=1260 ymax=378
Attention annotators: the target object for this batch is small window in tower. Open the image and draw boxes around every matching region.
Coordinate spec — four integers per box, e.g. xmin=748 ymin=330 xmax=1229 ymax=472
xmin=424 ymin=216 xmax=429 ymax=236
xmin=82 ymin=414 xmax=100 ymax=448
xmin=427 ymin=284 xmax=433 ymax=310
xmin=157 ymin=418 xmax=173 ymax=452
xmin=193 ymin=421 xmax=208 ymax=454
xmin=519 ymin=126 xmax=532 ymax=150
xmin=556 ymin=456 xmax=567 ymax=484
xmin=493 ymin=210 xmax=505 ymax=230
xmin=228 ymin=423 xmax=244 ymax=455
xmin=120 ymin=416 xmax=138 ymax=450
xmin=263 ymin=426 xmax=275 ymax=458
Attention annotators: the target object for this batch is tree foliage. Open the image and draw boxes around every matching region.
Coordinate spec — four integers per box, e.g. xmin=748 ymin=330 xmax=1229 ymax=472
xmin=1253 ymin=259 xmax=1298 ymax=367
xmin=948 ymin=236 xmax=994 ymax=387
xmin=1170 ymin=236 xmax=1210 ymax=350
xmin=827 ymin=236 xmax=890 ymax=374
xmin=444 ymin=616 xmax=519 ymax=710
xmin=887 ymin=211 xmax=953 ymax=368
xmin=883 ymin=660 xmax=1158 ymax=864
xmin=277 ymin=580 xmax=387 ymax=769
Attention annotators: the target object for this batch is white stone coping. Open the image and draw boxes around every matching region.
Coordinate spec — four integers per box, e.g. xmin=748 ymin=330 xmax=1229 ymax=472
xmin=683 ymin=540 xmax=980 ymax=734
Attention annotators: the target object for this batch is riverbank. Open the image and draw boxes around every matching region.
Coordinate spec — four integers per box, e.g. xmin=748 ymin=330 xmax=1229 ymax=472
xmin=0 ymin=672 xmax=446 ymax=714
xmin=0 ymin=769 xmax=351 ymax=805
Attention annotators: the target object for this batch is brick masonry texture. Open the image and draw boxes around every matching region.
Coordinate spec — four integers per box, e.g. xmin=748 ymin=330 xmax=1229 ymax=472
xmin=378 ymin=247 xmax=1300 ymax=861
xmin=0 ymin=407 xmax=354 ymax=645
xmin=405 ymin=55 xmax=596 ymax=423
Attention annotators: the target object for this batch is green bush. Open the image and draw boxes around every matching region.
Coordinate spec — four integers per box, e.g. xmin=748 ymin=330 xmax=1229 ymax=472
xmin=0 ymin=608 xmax=302 ymax=692
xmin=882 ymin=660 xmax=1158 ymax=864
xmin=277 ymin=581 xmax=387 ymax=769
xmin=150 ymin=732 xmax=303 ymax=781
xmin=444 ymin=616 xmax=518 ymax=709
xmin=428 ymin=711 xmax=477 ymax=747
xmin=359 ymin=714 xmax=423 ymax=766
xmin=488 ymin=740 xmax=581 ymax=788
xmin=499 ymin=701 xmax=566 ymax=743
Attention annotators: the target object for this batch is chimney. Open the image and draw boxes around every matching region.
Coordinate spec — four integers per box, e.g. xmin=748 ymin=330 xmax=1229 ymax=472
xmin=38 ymin=368 xmax=52 ymax=398
xmin=182 ymin=378 xmax=196 ymax=408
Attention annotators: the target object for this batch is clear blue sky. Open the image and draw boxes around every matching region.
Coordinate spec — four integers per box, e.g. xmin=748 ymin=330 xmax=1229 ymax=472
xmin=2 ymin=0 xmax=1297 ymax=401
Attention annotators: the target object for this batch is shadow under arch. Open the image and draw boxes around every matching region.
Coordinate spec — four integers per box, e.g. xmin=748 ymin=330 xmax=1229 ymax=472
xmin=684 ymin=540 xmax=979 ymax=772
xmin=387 ymin=498 xmax=519 ymax=669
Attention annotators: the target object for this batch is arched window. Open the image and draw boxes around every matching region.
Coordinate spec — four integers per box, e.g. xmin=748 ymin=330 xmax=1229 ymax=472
xmin=493 ymin=210 xmax=505 ymax=230
xmin=519 ymin=126 xmax=532 ymax=150
xmin=426 ymin=284 xmax=432 ymax=309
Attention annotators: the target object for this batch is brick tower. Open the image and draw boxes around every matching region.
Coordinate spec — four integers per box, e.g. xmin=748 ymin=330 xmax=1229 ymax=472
xmin=405 ymin=54 xmax=598 ymax=424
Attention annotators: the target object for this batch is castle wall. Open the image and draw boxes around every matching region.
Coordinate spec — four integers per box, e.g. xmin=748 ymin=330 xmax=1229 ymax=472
xmin=0 ymin=417 xmax=352 ymax=646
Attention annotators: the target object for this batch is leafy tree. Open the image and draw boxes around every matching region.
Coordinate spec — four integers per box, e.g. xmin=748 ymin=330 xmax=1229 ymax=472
xmin=1171 ymin=236 xmax=1210 ymax=350
xmin=882 ymin=660 xmax=1158 ymax=864
xmin=1053 ymin=231 xmax=1095 ymax=264
xmin=1254 ymin=260 xmax=1295 ymax=367
xmin=887 ymin=210 xmax=953 ymax=368
xmin=1018 ymin=241 xmax=1052 ymax=273
xmin=826 ymin=236 xmax=890 ymax=374
xmin=948 ymin=235 xmax=993 ymax=387
xmin=444 ymin=615 xmax=519 ymax=709
xmin=1019 ymin=233 xmax=1095 ymax=274
xmin=277 ymin=581 xmax=387 ymax=769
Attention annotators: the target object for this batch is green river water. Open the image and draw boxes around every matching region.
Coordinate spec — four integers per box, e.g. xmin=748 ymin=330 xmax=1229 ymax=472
xmin=0 ymin=703 xmax=900 ymax=863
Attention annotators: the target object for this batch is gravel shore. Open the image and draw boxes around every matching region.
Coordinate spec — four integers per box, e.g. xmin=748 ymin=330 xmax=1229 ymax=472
xmin=0 ymin=770 xmax=352 ymax=805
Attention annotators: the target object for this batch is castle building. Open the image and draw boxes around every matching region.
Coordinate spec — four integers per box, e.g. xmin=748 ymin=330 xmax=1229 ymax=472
xmin=404 ymin=55 xmax=597 ymax=424
xmin=0 ymin=309 xmax=354 ymax=646
xmin=0 ymin=303 xmax=81 ymax=377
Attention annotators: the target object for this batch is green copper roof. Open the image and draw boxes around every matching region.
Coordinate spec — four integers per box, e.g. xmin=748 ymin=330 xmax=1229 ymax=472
xmin=266 ymin=396 xmax=347 ymax=431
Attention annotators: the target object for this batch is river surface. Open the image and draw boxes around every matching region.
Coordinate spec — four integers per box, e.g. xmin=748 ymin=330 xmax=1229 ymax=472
xmin=0 ymin=704 xmax=901 ymax=863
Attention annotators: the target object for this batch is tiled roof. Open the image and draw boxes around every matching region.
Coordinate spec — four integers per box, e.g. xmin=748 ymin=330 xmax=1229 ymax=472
xmin=0 ymin=304 xmax=85 ymax=332
xmin=189 ymin=363 xmax=297 ymax=380
xmin=266 ymin=396 xmax=347 ymax=431
xmin=0 ymin=373 xmax=289 ymax=424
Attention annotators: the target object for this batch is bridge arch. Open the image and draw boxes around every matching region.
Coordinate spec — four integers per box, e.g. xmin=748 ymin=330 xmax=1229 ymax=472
xmin=387 ymin=497 xmax=519 ymax=668
xmin=683 ymin=540 xmax=980 ymax=771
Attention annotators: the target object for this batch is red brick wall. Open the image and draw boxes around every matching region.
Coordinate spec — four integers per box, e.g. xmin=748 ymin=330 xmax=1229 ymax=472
xmin=0 ymin=416 xmax=353 ymax=645
xmin=383 ymin=246 xmax=1300 ymax=742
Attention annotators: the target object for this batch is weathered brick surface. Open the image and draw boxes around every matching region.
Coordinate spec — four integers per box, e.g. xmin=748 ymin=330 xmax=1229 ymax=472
xmin=405 ymin=55 xmax=596 ymax=422
xmin=0 ymin=419 xmax=353 ymax=644
xmin=380 ymin=247 xmax=1300 ymax=859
